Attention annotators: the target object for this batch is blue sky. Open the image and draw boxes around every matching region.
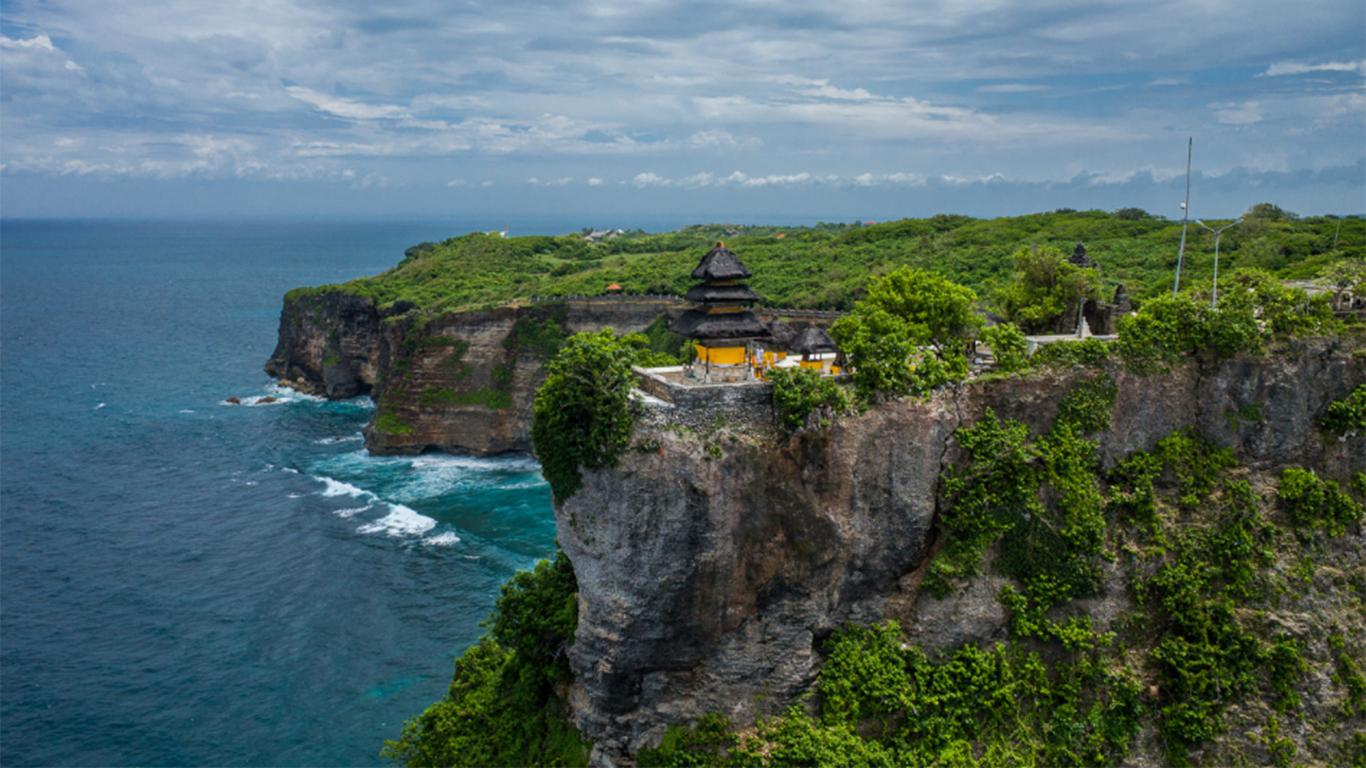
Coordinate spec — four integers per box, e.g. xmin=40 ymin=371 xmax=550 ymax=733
xmin=1 ymin=0 xmax=1363 ymax=221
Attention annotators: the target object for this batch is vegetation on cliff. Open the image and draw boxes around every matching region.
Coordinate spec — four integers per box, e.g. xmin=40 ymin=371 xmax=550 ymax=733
xmin=830 ymin=267 xmax=980 ymax=402
xmin=383 ymin=551 xmax=587 ymax=767
xmin=638 ymin=376 xmax=1366 ymax=768
xmin=532 ymin=329 xmax=648 ymax=503
xmin=285 ymin=208 xmax=1363 ymax=315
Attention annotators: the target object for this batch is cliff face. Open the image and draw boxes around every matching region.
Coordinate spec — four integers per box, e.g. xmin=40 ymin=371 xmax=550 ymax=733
xmin=555 ymin=339 xmax=1365 ymax=762
xmin=265 ymin=291 xmax=386 ymax=398
xmin=266 ymin=294 xmax=679 ymax=454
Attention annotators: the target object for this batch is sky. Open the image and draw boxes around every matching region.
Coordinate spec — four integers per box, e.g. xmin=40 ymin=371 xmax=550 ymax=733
xmin=1 ymin=0 xmax=1363 ymax=222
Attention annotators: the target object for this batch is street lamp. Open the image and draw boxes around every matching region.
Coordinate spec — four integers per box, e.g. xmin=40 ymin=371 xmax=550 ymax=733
xmin=1195 ymin=217 xmax=1241 ymax=308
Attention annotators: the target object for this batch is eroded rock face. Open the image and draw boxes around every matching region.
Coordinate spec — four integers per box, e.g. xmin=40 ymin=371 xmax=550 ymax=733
xmin=266 ymin=295 xmax=680 ymax=454
xmin=556 ymin=340 xmax=1364 ymax=764
xmin=265 ymin=291 xmax=384 ymax=398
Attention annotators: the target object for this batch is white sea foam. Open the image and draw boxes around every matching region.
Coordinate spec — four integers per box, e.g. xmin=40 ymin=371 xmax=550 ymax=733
xmin=280 ymin=467 xmax=300 ymax=475
xmin=333 ymin=504 xmax=372 ymax=518
xmin=315 ymin=476 xmax=376 ymax=500
xmin=286 ymin=492 xmax=305 ymax=499
xmin=268 ymin=383 xmax=325 ymax=402
xmin=357 ymin=503 xmax=437 ymax=537
xmin=314 ymin=434 xmax=364 ymax=445
xmin=94 ymin=402 xmax=106 ymax=410
xmin=178 ymin=408 xmax=195 ymax=414
xmin=423 ymin=531 xmax=462 ymax=546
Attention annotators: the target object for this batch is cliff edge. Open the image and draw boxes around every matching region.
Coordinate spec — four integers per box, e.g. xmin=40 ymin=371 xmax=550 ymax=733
xmin=555 ymin=338 xmax=1365 ymax=764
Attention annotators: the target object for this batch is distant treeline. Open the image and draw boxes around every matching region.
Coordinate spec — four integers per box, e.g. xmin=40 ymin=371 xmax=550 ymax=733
xmin=287 ymin=205 xmax=1364 ymax=315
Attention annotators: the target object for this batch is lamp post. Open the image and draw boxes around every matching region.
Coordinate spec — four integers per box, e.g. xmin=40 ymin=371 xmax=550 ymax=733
xmin=1173 ymin=137 xmax=1193 ymax=297
xmin=1195 ymin=218 xmax=1241 ymax=308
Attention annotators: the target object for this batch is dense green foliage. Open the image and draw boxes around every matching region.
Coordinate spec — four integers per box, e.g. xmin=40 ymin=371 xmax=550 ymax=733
xmin=1031 ymin=338 xmax=1112 ymax=368
xmin=641 ymin=394 xmax=1365 ymax=767
xmin=925 ymin=375 xmax=1115 ymax=610
xmin=830 ymin=267 xmax=980 ymax=402
xmin=383 ymin=552 xmax=588 ymax=767
xmin=532 ymin=330 xmax=642 ymax=503
xmin=768 ymin=367 xmax=854 ymax=432
xmin=1113 ymin=268 xmax=1336 ymax=372
xmin=1322 ymin=384 xmax=1366 ymax=436
xmin=289 ymin=209 xmax=1365 ymax=316
xmin=981 ymin=322 xmax=1029 ymax=373
xmin=997 ymin=246 xmax=1099 ymax=332
xmin=1278 ymin=467 xmax=1364 ymax=537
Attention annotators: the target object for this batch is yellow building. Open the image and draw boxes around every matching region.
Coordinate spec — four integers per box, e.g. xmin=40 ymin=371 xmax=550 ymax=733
xmin=670 ymin=242 xmax=771 ymax=382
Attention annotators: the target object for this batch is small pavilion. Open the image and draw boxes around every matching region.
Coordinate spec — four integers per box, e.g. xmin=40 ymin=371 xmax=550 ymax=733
xmin=671 ymin=241 xmax=770 ymax=382
xmin=788 ymin=325 xmax=839 ymax=371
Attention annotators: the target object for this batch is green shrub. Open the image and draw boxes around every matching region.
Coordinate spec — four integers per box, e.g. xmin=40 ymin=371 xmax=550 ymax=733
xmin=1114 ymin=294 xmax=1259 ymax=372
xmin=996 ymin=245 xmax=1099 ymax=332
xmin=1032 ymin=338 xmax=1111 ymax=368
xmin=768 ymin=367 xmax=853 ymax=432
xmin=1278 ymin=467 xmax=1363 ymax=536
xmin=1322 ymin=385 xmax=1366 ymax=436
xmin=830 ymin=267 xmax=979 ymax=402
xmin=981 ymin=322 xmax=1029 ymax=373
xmin=532 ymin=329 xmax=641 ymax=503
xmin=383 ymin=552 xmax=588 ymax=767
xmin=374 ymin=411 xmax=414 ymax=435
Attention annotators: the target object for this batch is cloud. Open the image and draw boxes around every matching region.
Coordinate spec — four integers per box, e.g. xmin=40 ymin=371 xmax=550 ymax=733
xmin=686 ymin=130 xmax=759 ymax=149
xmin=0 ymin=0 xmax=1362 ymax=214
xmin=527 ymin=176 xmax=573 ymax=186
xmin=284 ymin=86 xmax=410 ymax=120
xmin=0 ymin=33 xmax=57 ymax=52
xmin=1261 ymin=60 xmax=1366 ymax=77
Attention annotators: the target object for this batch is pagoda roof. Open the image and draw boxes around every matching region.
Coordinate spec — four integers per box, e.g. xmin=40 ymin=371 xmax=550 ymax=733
xmin=788 ymin=325 xmax=838 ymax=354
xmin=684 ymin=283 xmax=759 ymax=304
xmin=670 ymin=308 xmax=770 ymax=341
xmin=691 ymin=241 xmax=752 ymax=281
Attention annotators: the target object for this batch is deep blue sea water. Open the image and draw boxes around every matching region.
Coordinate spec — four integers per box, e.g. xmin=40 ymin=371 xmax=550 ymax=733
xmin=0 ymin=218 xmax=648 ymax=766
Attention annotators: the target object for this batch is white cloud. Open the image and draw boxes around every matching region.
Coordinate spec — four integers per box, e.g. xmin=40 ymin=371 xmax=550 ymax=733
xmin=631 ymin=171 xmax=669 ymax=187
xmin=1261 ymin=60 xmax=1366 ymax=77
xmin=0 ymin=34 xmax=57 ymax=52
xmin=686 ymin=130 xmax=758 ymax=149
xmin=284 ymin=86 xmax=409 ymax=120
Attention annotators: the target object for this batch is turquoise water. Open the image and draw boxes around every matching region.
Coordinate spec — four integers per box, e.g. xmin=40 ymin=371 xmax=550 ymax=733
xmin=0 ymin=219 xmax=611 ymax=765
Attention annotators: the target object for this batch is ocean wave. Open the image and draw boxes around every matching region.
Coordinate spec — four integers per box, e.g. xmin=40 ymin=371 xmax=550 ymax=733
xmin=357 ymin=502 xmax=437 ymax=537
xmin=268 ymin=383 xmax=325 ymax=403
xmin=314 ymin=434 xmax=364 ymax=445
xmin=422 ymin=531 xmax=462 ymax=546
xmin=94 ymin=402 xmax=107 ymax=410
xmin=314 ymin=475 xmax=377 ymax=501
xmin=332 ymin=504 xmax=372 ymax=519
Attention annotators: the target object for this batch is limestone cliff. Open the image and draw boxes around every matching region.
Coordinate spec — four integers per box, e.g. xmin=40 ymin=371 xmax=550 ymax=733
xmin=555 ymin=338 xmax=1365 ymax=763
xmin=266 ymin=293 xmax=680 ymax=454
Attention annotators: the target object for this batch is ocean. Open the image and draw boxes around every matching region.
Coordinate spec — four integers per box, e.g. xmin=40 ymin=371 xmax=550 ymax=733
xmin=0 ymin=218 xmax=639 ymax=765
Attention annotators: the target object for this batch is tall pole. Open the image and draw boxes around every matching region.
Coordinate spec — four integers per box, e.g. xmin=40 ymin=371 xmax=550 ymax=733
xmin=1196 ymin=218 xmax=1241 ymax=308
xmin=1173 ymin=137 xmax=1193 ymax=297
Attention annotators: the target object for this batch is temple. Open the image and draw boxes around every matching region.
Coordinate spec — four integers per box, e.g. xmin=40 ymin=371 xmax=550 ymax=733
xmin=671 ymin=242 xmax=771 ymax=382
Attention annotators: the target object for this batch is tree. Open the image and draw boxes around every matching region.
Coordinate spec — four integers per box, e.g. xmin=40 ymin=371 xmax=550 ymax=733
xmin=997 ymin=246 xmax=1099 ymax=333
xmin=769 ymin=367 xmax=853 ymax=432
xmin=532 ymin=329 xmax=641 ymax=503
xmin=830 ymin=267 xmax=979 ymax=402
xmin=981 ymin=322 xmax=1029 ymax=373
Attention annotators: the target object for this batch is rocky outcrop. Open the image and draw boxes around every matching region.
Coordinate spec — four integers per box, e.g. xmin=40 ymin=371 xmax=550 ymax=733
xmin=266 ymin=291 xmax=683 ymax=454
xmin=555 ymin=338 xmax=1365 ymax=763
xmin=265 ymin=291 xmax=386 ymax=398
